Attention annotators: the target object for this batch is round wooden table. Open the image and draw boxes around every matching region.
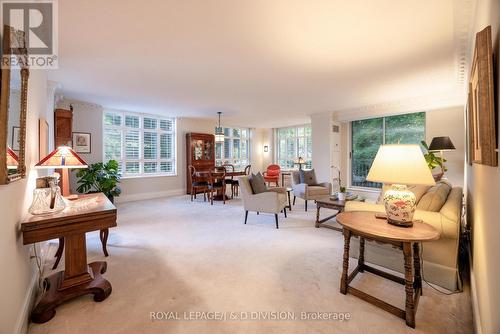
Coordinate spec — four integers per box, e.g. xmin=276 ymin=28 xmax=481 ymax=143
xmin=336 ymin=211 xmax=440 ymax=328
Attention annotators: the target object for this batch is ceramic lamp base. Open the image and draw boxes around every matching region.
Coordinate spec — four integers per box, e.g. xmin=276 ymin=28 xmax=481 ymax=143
xmin=383 ymin=184 xmax=416 ymax=228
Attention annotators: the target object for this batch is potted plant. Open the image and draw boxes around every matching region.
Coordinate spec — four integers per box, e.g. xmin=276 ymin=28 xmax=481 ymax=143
xmin=421 ymin=140 xmax=446 ymax=181
xmin=74 ymin=160 xmax=122 ymax=203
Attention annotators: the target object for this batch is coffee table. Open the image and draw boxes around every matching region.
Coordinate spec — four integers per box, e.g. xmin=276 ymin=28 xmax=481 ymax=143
xmin=315 ymin=196 xmax=364 ymax=230
xmin=336 ymin=211 xmax=440 ymax=328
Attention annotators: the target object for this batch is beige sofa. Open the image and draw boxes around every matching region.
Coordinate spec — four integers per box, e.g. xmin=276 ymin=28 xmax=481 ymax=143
xmin=345 ymin=185 xmax=463 ymax=291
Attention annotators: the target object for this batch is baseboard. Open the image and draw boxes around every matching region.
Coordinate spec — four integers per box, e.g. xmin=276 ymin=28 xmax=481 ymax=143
xmin=14 ymin=242 xmax=50 ymax=334
xmin=469 ymin=248 xmax=483 ymax=334
xmin=115 ymin=188 xmax=185 ymax=203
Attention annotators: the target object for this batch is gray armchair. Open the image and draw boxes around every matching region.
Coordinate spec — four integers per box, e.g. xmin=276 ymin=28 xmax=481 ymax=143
xmin=238 ymin=176 xmax=288 ymax=229
xmin=291 ymin=170 xmax=332 ymax=211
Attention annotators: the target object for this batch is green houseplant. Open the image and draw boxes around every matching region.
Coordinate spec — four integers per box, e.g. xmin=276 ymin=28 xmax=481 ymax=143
xmin=75 ymin=160 xmax=121 ymax=203
xmin=421 ymin=140 xmax=446 ymax=180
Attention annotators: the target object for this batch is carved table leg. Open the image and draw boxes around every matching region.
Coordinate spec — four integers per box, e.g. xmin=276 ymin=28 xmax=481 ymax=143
xmin=99 ymin=229 xmax=109 ymax=257
xmin=52 ymin=237 xmax=64 ymax=270
xmin=315 ymin=206 xmax=321 ymax=228
xmin=413 ymin=242 xmax=422 ymax=295
xmin=403 ymin=242 xmax=415 ymax=328
xmin=358 ymin=237 xmax=365 ymax=272
xmin=31 ymin=261 xmax=112 ymax=323
xmin=340 ymin=229 xmax=351 ymax=294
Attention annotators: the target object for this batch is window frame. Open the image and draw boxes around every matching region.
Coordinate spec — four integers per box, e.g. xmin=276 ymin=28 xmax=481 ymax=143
xmin=215 ymin=127 xmax=250 ymax=169
xmin=348 ymin=112 xmax=426 ymax=191
xmin=103 ymin=110 xmax=177 ymax=178
xmin=274 ymin=124 xmax=312 ymax=170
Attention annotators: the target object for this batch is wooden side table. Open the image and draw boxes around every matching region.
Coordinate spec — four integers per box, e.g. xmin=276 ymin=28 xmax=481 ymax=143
xmin=21 ymin=193 xmax=117 ymax=323
xmin=315 ymin=196 xmax=365 ymax=231
xmin=336 ymin=211 xmax=440 ymax=328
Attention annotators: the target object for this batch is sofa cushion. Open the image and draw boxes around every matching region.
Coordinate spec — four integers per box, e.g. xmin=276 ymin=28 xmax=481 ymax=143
xmin=377 ymin=184 xmax=431 ymax=204
xmin=249 ymin=172 xmax=267 ymax=194
xmin=299 ymin=169 xmax=317 ymax=185
xmin=416 ymin=181 xmax=452 ymax=212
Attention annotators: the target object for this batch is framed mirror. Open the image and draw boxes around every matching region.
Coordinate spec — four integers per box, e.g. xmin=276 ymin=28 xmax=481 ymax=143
xmin=0 ymin=25 xmax=30 ymax=184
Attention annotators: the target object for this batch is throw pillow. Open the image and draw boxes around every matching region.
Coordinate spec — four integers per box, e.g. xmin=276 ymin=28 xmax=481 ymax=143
xmin=416 ymin=181 xmax=452 ymax=212
xmin=249 ymin=172 xmax=267 ymax=194
xmin=299 ymin=169 xmax=317 ymax=186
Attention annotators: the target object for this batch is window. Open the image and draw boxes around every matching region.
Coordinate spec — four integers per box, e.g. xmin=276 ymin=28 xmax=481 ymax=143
xmin=350 ymin=112 xmax=425 ymax=188
xmin=215 ymin=127 xmax=250 ymax=169
xmin=275 ymin=125 xmax=312 ymax=170
xmin=103 ymin=111 xmax=176 ymax=177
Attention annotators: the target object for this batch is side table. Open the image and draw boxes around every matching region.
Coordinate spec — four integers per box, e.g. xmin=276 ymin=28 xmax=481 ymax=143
xmin=336 ymin=211 xmax=440 ymax=328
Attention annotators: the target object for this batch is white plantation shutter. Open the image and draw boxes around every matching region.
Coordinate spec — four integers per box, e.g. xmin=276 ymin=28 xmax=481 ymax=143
xmin=103 ymin=111 xmax=176 ymax=177
xmin=215 ymin=127 xmax=250 ymax=169
xmin=275 ymin=124 xmax=312 ymax=170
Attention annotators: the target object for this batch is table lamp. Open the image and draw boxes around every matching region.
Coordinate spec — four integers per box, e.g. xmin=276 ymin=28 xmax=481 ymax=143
xmin=35 ymin=146 xmax=88 ymax=198
xmin=366 ymin=144 xmax=435 ymax=227
xmin=428 ymin=136 xmax=455 ymax=174
xmin=295 ymin=157 xmax=306 ymax=170
xmin=7 ymin=146 xmax=18 ymax=169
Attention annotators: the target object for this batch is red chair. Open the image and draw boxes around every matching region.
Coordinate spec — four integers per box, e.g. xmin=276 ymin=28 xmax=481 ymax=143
xmin=263 ymin=164 xmax=280 ymax=187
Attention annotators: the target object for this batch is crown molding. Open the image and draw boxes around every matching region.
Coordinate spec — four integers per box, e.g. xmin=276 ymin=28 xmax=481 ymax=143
xmin=453 ymin=0 xmax=477 ymax=86
xmin=333 ymin=90 xmax=465 ymax=121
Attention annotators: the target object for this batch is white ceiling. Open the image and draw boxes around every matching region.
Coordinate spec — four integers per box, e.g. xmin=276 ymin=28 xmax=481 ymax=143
xmin=49 ymin=0 xmax=469 ymax=128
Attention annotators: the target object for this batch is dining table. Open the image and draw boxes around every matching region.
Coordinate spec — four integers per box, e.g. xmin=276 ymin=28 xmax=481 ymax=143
xmin=194 ymin=169 xmax=247 ymax=201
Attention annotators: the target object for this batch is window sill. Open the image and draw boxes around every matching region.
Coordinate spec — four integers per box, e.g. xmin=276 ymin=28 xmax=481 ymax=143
xmin=348 ymin=186 xmax=381 ymax=193
xmin=121 ymin=173 xmax=178 ymax=180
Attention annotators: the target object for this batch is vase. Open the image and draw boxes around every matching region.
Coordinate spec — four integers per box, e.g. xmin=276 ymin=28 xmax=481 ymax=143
xmin=338 ymin=192 xmax=346 ymax=201
xmin=383 ymin=184 xmax=416 ymax=227
xmin=29 ymin=187 xmax=66 ymax=215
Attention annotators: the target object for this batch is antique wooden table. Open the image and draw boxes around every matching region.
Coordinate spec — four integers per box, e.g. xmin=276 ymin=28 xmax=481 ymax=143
xmin=336 ymin=211 xmax=440 ymax=328
xmin=21 ymin=193 xmax=117 ymax=323
xmin=195 ymin=170 xmax=246 ymax=201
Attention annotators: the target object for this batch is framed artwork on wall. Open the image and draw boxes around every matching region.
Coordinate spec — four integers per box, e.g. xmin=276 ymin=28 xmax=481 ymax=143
xmin=12 ymin=126 xmax=21 ymax=151
xmin=72 ymin=132 xmax=91 ymax=154
xmin=468 ymin=25 xmax=497 ymax=167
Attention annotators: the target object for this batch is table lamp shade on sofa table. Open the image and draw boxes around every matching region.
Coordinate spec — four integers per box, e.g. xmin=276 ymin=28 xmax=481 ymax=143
xmin=366 ymin=145 xmax=435 ymax=227
xmin=35 ymin=146 xmax=88 ymax=197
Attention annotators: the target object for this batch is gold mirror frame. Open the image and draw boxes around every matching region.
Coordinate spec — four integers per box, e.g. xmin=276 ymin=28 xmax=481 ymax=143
xmin=0 ymin=25 xmax=30 ymax=184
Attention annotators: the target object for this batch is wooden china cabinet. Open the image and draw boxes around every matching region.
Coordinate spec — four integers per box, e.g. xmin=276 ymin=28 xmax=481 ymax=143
xmin=186 ymin=133 xmax=215 ymax=194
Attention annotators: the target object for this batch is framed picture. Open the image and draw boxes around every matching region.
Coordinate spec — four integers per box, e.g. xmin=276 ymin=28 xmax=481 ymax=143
xmin=12 ymin=126 xmax=20 ymax=151
xmin=39 ymin=118 xmax=49 ymax=160
xmin=72 ymin=132 xmax=91 ymax=154
xmin=468 ymin=25 xmax=497 ymax=166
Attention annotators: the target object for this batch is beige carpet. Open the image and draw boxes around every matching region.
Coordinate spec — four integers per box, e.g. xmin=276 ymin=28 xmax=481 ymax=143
xmin=28 ymin=195 xmax=472 ymax=334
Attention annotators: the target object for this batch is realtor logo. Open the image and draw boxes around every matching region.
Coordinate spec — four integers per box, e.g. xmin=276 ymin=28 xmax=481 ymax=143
xmin=1 ymin=0 xmax=58 ymax=68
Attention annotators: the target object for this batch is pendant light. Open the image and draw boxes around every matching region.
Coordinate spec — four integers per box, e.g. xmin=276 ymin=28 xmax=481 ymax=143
xmin=214 ymin=112 xmax=224 ymax=142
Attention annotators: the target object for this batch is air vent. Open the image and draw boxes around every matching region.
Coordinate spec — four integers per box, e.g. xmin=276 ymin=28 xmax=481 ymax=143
xmin=332 ymin=125 xmax=340 ymax=133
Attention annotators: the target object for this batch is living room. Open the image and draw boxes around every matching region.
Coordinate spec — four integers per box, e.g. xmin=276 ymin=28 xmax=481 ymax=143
xmin=1 ymin=1 xmax=499 ymax=334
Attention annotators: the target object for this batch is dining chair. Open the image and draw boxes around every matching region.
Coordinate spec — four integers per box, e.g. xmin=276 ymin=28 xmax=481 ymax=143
xmin=208 ymin=167 xmax=227 ymax=205
xmin=222 ymin=163 xmax=238 ymax=198
xmin=189 ymin=165 xmax=208 ymax=202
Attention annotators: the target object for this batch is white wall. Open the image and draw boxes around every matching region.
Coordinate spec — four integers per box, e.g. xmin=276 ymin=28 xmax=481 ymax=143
xmin=0 ymin=70 xmax=50 ymax=334
xmin=466 ymin=1 xmax=500 ymax=333
xmin=311 ymin=113 xmax=334 ymax=184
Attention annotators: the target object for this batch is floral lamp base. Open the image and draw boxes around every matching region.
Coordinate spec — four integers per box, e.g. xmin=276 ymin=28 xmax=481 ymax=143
xmin=383 ymin=184 xmax=416 ymax=227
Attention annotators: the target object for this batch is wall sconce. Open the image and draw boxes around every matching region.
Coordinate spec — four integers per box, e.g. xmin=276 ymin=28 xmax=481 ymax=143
xmin=263 ymin=145 xmax=269 ymax=153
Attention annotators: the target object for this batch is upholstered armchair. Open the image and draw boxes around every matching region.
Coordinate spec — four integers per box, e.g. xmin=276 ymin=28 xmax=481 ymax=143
xmin=238 ymin=176 xmax=288 ymax=229
xmin=263 ymin=164 xmax=280 ymax=186
xmin=291 ymin=170 xmax=332 ymax=211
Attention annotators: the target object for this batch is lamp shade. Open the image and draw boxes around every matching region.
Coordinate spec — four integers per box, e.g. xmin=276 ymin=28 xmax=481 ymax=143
xmin=428 ymin=136 xmax=455 ymax=151
xmin=35 ymin=146 xmax=88 ymax=169
xmin=366 ymin=144 xmax=435 ymax=186
xmin=7 ymin=147 xmax=18 ymax=169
